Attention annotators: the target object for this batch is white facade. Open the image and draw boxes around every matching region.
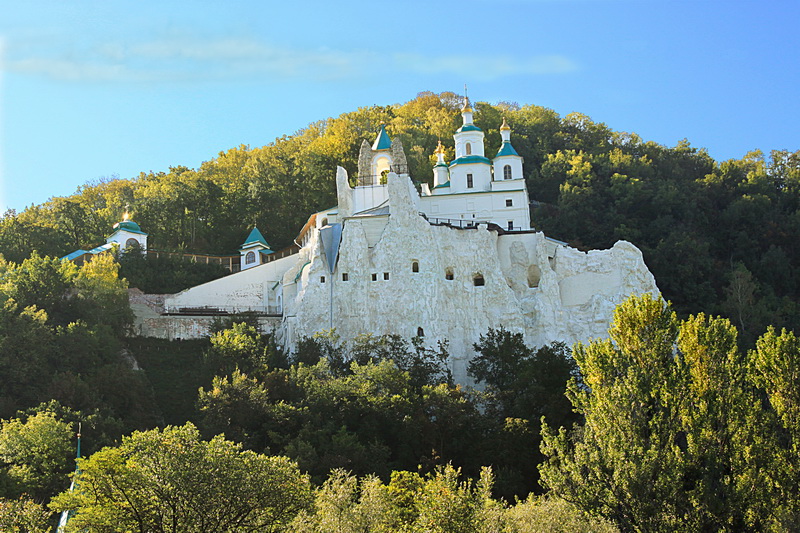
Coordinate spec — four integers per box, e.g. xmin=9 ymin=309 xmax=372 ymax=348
xmin=165 ymin=253 xmax=296 ymax=315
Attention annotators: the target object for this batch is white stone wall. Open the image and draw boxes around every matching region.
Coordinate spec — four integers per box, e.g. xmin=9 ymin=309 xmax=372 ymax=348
xmin=282 ymin=172 xmax=659 ymax=384
xmin=165 ymin=254 xmax=297 ymax=314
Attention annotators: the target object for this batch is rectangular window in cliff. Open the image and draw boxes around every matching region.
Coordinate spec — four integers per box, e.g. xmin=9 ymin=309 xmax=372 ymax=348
xmin=342 ymin=273 xmax=349 ymax=281
xmin=383 ymin=272 xmax=389 ymax=280
xmin=321 ymin=276 xmax=326 ymax=283
xmin=372 ymin=273 xmax=377 ymax=282
xmin=445 ymin=268 xmax=454 ymax=280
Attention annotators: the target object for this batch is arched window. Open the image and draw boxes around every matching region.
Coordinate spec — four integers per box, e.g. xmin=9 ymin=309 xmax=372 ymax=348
xmin=412 ymin=261 xmax=419 ymax=273
xmin=503 ymin=164 xmax=512 ymax=180
xmin=473 ymin=273 xmax=485 ymax=286
xmin=245 ymin=251 xmax=256 ymax=264
xmin=445 ymin=268 xmax=454 ymax=281
xmin=125 ymin=238 xmax=139 ymax=249
xmin=417 ymin=327 xmax=425 ymax=337
xmin=465 ymin=143 xmax=472 ymax=155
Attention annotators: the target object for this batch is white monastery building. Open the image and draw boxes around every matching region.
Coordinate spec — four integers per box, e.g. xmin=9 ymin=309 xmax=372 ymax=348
xmin=132 ymin=97 xmax=658 ymax=383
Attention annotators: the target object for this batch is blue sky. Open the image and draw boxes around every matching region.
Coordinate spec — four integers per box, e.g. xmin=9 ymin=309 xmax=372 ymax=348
xmin=1 ymin=0 xmax=798 ymax=212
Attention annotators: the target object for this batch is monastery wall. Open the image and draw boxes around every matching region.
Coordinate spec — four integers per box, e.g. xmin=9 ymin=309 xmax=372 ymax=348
xmin=282 ymin=172 xmax=659 ymax=383
xmin=164 ymin=254 xmax=297 ymax=315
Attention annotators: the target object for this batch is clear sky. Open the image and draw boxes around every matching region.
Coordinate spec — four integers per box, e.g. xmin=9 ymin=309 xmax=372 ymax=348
xmin=1 ymin=0 xmax=798 ymax=212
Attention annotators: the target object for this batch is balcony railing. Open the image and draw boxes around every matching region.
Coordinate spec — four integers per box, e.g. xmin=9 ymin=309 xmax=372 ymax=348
xmin=355 ymin=164 xmax=409 ymax=186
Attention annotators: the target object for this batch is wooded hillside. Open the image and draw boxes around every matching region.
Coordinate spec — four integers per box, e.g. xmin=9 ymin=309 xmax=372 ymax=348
xmin=3 ymin=91 xmax=798 ymax=343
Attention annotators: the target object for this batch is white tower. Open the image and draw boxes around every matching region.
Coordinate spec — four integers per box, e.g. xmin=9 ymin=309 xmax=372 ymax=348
xmin=449 ymin=96 xmax=492 ymax=193
xmin=492 ymin=117 xmax=524 ymax=181
xmin=107 ymin=213 xmax=148 ymax=253
xmin=432 ymin=140 xmax=450 ymax=189
xmin=239 ymin=227 xmax=273 ymax=271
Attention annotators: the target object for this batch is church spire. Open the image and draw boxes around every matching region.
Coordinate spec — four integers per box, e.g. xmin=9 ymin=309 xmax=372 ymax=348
xmin=372 ymin=122 xmax=392 ymax=151
xmin=461 ymin=94 xmax=474 ymax=126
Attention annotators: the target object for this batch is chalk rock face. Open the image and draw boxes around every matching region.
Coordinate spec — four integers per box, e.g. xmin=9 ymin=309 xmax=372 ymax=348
xmin=282 ymin=173 xmax=658 ymax=384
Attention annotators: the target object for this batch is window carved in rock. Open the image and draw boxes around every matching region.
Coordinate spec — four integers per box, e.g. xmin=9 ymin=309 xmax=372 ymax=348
xmin=473 ymin=273 xmax=485 ymax=286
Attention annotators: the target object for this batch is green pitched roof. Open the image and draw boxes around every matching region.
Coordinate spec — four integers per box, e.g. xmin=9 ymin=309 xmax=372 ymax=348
xmin=372 ymin=124 xmax=392 ymax=151
xmin=456 ymin=124 xmax=482 ymax=133
xmin=112 ymin=220 xmax=147 ymax=235
xmin=449 ymin=155 xmax=491 ymax=167
xmin=495 ymin=141 xmax=519 ymax=157
xmin=240 ymin=227 xmax=270 ymax=250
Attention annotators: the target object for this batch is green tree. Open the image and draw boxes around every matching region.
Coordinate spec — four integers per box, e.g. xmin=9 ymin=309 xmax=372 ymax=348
xmin=0 ymin=496 xmax=52 ymax=532
xmin=51 ymin=423 xmax=312 ymax=533
xmin=539 ymin=295 xmax=688 ymax=532
xmin=541 ymin=294 xmax=782 ymax=531
xmin=0 ymin=411 xmax=73 ymax=501
xmin=750 ymin=327 xmax=800 ymax=528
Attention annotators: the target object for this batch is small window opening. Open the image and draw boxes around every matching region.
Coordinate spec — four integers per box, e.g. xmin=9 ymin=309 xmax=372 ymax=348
xmin=383 ymin=272 xmax=389 ymax=280
xmin=467 ymin=174 xmax=473 ymax=188
xmin=321 ymin=218 xmax=328 ymax=226
xmin=321 ymin=276 xmax=326 ymax=283
xmin=508 ymin=221 xmax=514 ymax=231
xmin=505 ymin=199 xmax=513 ymax=207
xmin=245 ymin=251 xmax=256 ymax=264
xmin=503 ymin=164 xmax=512 ymax=180
xmin=126 ymin=238 xmax=139 ymax=249
xmin=412 ymin=261 xmax=419 ymax=273
xmin=527 ymin=265 xmax=541 ymax=288
xmin=466 ymin=143 xmax=472 ymax=155
xmin=445 ymin=268 xmax=454 ymax=281
xmin=473 ymin=273 xmax=485 ymax=286
xmin=417 ymin=327 xmax=425 ymax=337
xmin=372 ymin=273 xmax=377 ymax=282
xmin=342 ymin=273 xmax=349 ymax=281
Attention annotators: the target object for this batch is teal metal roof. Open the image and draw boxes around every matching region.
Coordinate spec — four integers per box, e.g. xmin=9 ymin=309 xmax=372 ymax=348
xmin=62 ymin=250 xmax=89 ymax=261
xmin=61 ymin=242 xmax=114 ymax=261
xmin=456 ymin=124 xmax=482 ymax=133
xmin=372 ymin=124 xmax=392 ymax=151
xmin=88 ymin=243 xmax=114 ymax=254
xmin=240 ymin=227 xmax=270 ymax=250
xmin=433 ymin=180 xmax=451 ymax=189
xmin=434 ymin=162 xmax=449 ymax=168
xmin=495 ymin=142 xmax=519 ymax=157
xmin=112 ymin=220 xmax=147 ymax=235
xmin=449 ymin=155 xmax=491 ymax=166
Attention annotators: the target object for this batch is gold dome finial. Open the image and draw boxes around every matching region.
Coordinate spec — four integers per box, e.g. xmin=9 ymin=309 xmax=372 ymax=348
xmin=500 ymin=116 xmax=510 ymax=131
xmin=461 ymin=84 xmax=473 ymax=112
xmin=434 ymin=140 xmax=445 ymax=155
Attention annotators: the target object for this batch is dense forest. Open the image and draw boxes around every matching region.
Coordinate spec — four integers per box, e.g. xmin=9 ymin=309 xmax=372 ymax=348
xmin=1 ymin=92 xmax=799 ymax=531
